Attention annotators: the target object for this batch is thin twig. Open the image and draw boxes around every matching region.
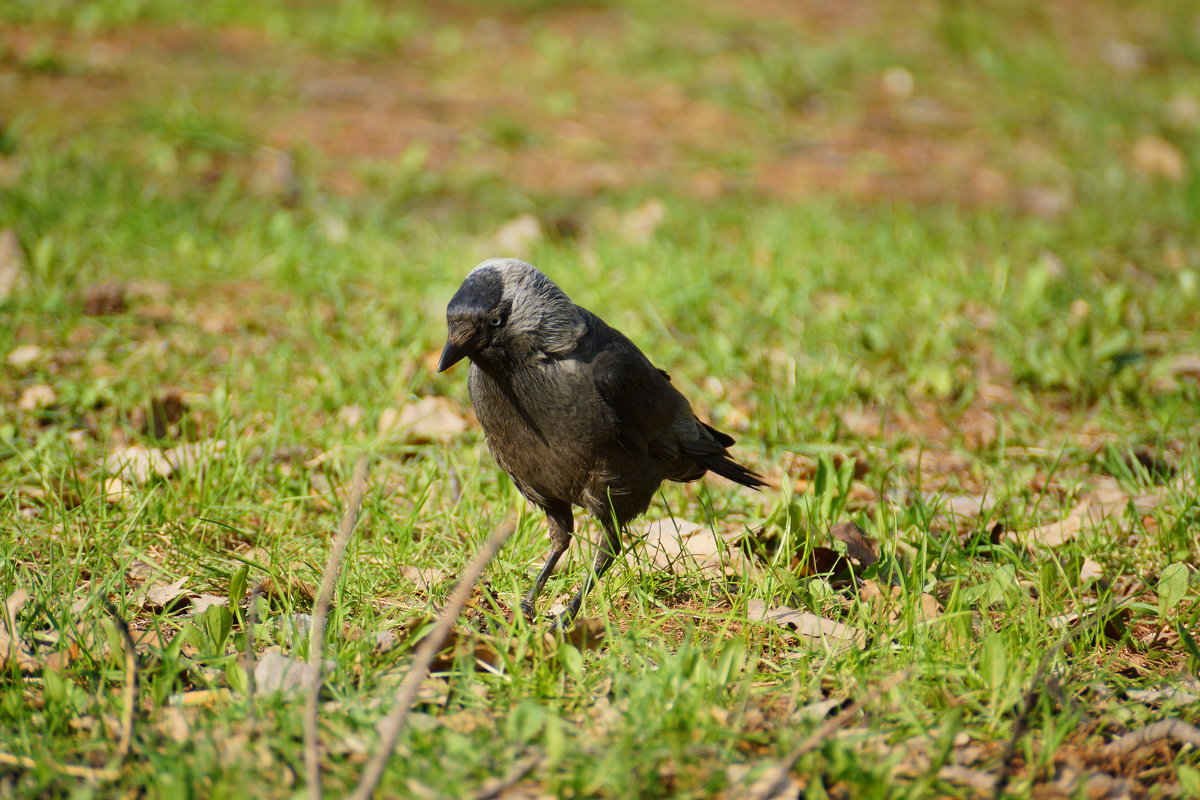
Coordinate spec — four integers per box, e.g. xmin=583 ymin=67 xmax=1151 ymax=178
xmin=991 ymin=596 xmax=1129 ymax=799
xmin=305 ymin=454 xmax=370 ymax=800
xmin=348 ymin=522 xmax=516 ymax=800
xmin=472 ymin=750 xmax=545 ymax=800
xmin=103 ymin=602 xmax=138 ymax=763
xmin=744 ymin=669 xmax=911 ymax=800
xmin=2 ymin=588 xmax=26 ymax=669
xmin=1098 ymin=719 xmax=1200 ymax=758
xmin=242 ymin=583 xmax=262 ymax=724
xmin=0 ymin=751 xmax=120 ymax=781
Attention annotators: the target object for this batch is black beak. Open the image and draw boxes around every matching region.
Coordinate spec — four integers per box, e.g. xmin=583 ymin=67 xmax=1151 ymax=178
xmin=437 ymin=340 xmax=469 ymax=372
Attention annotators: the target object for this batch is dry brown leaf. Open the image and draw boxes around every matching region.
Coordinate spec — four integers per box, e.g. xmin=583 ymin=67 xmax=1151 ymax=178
xmin=6 ymin=343 xmax=43 ymax=369
xmin=17 ymin=383 xmax=56 ymax=410
xmin=254 ymin=650 xmax=318 ymax=696
xmin=1080 ymin=558 xmax=1104 ymax=583
xmin=1131 ymin=135 xmax=1185 ymax=181
xmin=1011 ymin=486 xmax=1166 ymax=547
xmin=3 ymin=588 xmax=29 ymax=623
xmin=1047 ymin=605 xmax=1129 ymax=640
xmin=792 ymin=546 xmax=853 ymax=582
xmin=130 ymin=389 xmax=187 ymax=438
xmin=131 ymin=628 xmax=172 ymax=653
xmin=163 ymin=439 xmax=225 ymax=473
xmin=102 ymin=477 xmax=133 ymax=505
xmin=492 ymin=213 xmax=543 ymax=256
xmin=105 ymin=440 xmax=226 ymax=484
xmin=82 ymin=283 xmax=127 ymax=316
xmin=746 ymin=598 xmax=866 ymax=651
xmin=859 ymin=580 xmax=902 ymax=623
xmin=0 ymin=633 xmax=39 ymax=672
xmin=379 ymin=396 xmax=469 ymax=441
xmin=153 ymin=707 xmax=192 ymax=744
xmin=830 ymin=521 xmax=878 ymax=566
xmin=249 ymin=146 xmax=298 ymax=200
xmin=398 ymin=565 xmax=448 ymax=590
xmin=337 ymin=404 xmax=365 ymax=428
xmin=138 ymin=577 xmax=193 ymax=613
xmin=635 ymin=518 xmax=752 ymax=576
xmin=1166 ymin=353 xmax=1200 ymax=379
xmin=0 ymin=229 xmax=26 ymax=302
xmin=254 ymin=576 xmax=316 ymax=607
xmin=618 ymin=198 xmax=667 ymax=244
xmin=106 ymin=445 xmax=172 ymax=483
xmin=188 ymin=594 xmax=229 ymax=616
xmin=546 ymin=617 xmax=606 ymax=653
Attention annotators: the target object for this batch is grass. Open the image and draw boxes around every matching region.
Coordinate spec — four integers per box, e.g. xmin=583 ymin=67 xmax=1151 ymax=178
xmin=2 ymin=0 xmax=1200 ymax=797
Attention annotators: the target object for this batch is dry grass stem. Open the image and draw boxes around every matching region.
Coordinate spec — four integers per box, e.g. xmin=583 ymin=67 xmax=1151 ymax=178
xmin=349 ymin=522 xmax=516 ymax=800
xmin=305 ymin=455 xmax=371 ymax=800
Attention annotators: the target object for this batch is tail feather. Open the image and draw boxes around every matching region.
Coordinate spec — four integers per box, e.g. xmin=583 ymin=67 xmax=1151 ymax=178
xmin=695 ymin=452 xmax=768 ymax=490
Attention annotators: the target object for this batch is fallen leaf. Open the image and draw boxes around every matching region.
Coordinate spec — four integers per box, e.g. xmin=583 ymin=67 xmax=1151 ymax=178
xmin=254 ymin=576 xmax=316 ymax=608
xmin=102 ymin=477 xmax=133 ymax=504
xmin=0 ymin=229 xmax=25 ymax=302
xmin=636 ymin=518 xmax=752 ymax=576
xmin=3 ymin=588 xmax=29 ymax=623
xmin=1132 ymin=135 xmax=1185 ymax=181
xmin=275 ymin=613 xmax=314 ymax=646
xmin=163 ymin=439 xmax=225 ymax=473
xmin=379 ymin=397 xmax=469 ymax=441
xmin=153 ymin=707 xmax=192 ymax=743
xmin=141 ymin=577 xmax=192 ymax=613
xmin=249 ymin=146 xmax=298 ymax=201
xmin=1080 ymin=558 xmax=1104 ymax=583
xmin=6 ymin=343 xmax=42 ymax=369
xmin=747 ymin=598 xmax=867 ymax=650
xmin=131 ymin=628 xmax=173 ymax=653
xmin=129 ymin=389 xmax=187 ymax=438
xmin=254 ymin=650 xmax=318 ymax=696
xmin=1166 ymin=353 xmax=1200 ymax=380
xmin=17 ymin=384 xmax=56 ymax=410
xmin=337 ymin=404 xmax=365 ymax=428
xmin=792 ymin=546 xmax=853 ymax=581
xmin=859 ymin=579 xmax=902 ymax=622
xmin=105 ymin=440 xmax=225 ymax=484
xmin=1167 ymin=92 xmax=1200 ymax=128
xmin=548 ymin=617 xmax=606 ymax=653
xmin=82 ymin=283 xmax=127 ymax=316
xmin=188 ymin=595 xmax=229 ymax=616
xmin=0 ymin=634 xmax=40 ymax=672
xmin=399 ymin=565 xmax=448 ymax=590
xmin=830 ymin=521 xmax=878 ymax=566
xmin=618 ymin=198 xmax=667 ymax=244
xmin=1047 ymin=605 xmax=1129 ymax=640
xmin=1011 ymin=486 xmax=1165 ymax=547
xmin=493 ymin=213 xmax=543 ymax=256
xmin=105 ymin=445 xmax=172 ymax=483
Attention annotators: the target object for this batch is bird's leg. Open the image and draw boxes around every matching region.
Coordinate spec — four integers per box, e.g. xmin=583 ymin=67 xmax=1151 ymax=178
xmin=558 ymin=519 xmax=621 ymax=626
xmin=521 ymin=509 xmax=573 ymax=623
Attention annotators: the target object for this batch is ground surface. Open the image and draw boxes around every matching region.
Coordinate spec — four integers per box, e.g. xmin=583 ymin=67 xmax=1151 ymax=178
xmin=1 ymin=0 xmax=1199 ymax=797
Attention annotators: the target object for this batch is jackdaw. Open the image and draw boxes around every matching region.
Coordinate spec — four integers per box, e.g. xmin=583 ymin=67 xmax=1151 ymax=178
xmin=438 ymin=258 xmax=765 ymax=624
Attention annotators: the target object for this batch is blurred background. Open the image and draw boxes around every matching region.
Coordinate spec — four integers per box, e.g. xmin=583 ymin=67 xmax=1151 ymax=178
xmin=3 ymin=0 xmax=1199 ymax=501
xmin=3 ymin=4 xmax=1200 ymax=796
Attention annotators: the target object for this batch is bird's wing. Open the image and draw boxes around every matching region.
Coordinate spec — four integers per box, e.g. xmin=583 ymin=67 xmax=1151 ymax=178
xmin=583 ymin=314 xmax=728 ymax=464
xmin=586 ymin=316 xmax=766 ymax=489
xmin=590 ymin=336 xmax=686 ymax=460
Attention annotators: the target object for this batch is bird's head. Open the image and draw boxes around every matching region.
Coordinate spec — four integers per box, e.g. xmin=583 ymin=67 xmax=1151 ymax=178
xmin=437 ymin=258 xmax=585 ymax=373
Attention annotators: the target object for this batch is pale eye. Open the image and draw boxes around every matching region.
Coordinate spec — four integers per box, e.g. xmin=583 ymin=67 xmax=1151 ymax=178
xmin=489 ymin=315 xmax=503 ymax=327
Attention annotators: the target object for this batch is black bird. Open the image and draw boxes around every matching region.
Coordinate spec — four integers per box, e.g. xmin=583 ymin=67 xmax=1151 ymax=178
xmin=438 ymin=258 xmax=766 ymax=623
